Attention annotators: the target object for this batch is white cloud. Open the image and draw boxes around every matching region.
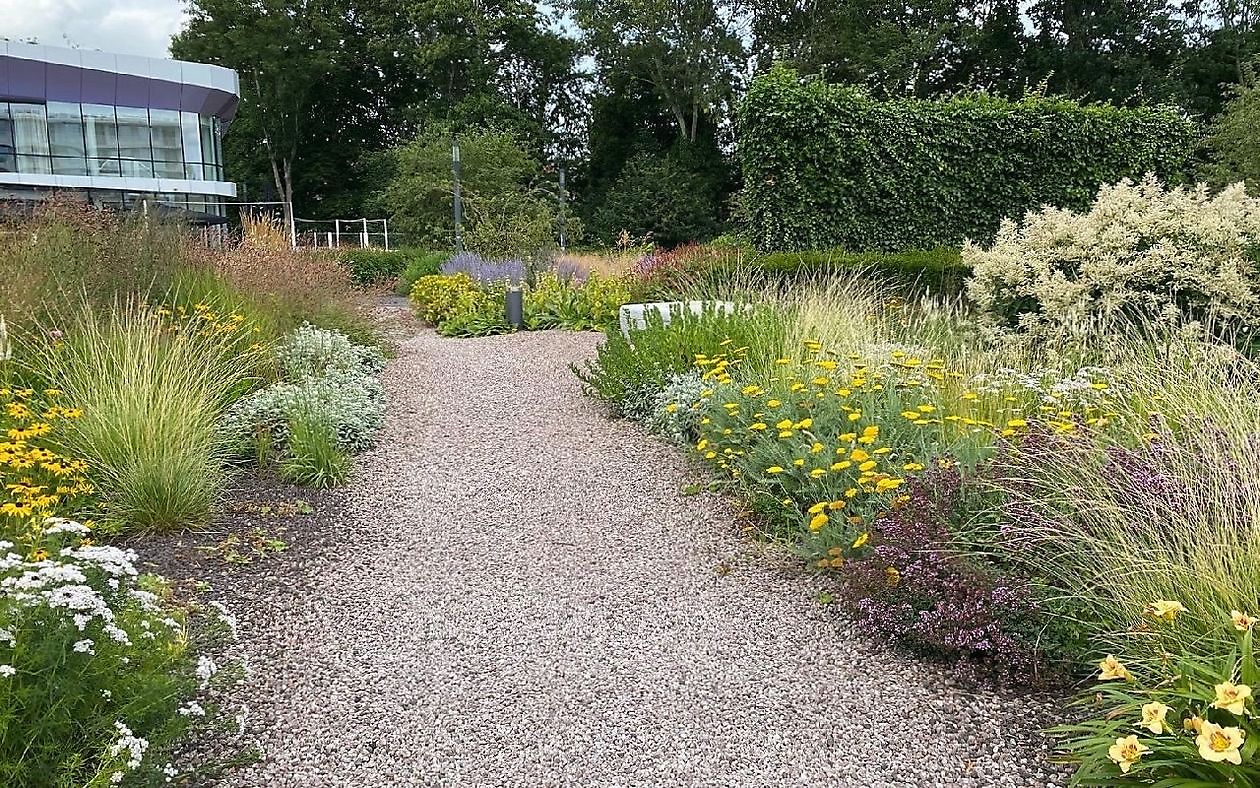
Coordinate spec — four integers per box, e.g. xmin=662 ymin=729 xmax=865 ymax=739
xmin=1 ymin=0 xmax=187 ymax=59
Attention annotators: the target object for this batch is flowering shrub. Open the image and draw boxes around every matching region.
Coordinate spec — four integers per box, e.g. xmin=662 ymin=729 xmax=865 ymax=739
xmin=409 ymin=273 xmax=502 ymax=335
xmin=966 ymin=176 xmax=1260 ymax=341
xmin=0 ymin=518 xmax=238 ymax=786
xmin=440 ymin=252 xmax=525 ymax=285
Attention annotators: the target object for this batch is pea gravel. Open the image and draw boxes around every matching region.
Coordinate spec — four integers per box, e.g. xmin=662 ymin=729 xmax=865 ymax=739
xmin=222 ymin=327 xmax=1069 ymax=788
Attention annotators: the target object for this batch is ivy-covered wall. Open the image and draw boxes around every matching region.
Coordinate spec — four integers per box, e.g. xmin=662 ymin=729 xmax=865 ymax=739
xmin=737 ymin=66 xmax=1198 ymax=252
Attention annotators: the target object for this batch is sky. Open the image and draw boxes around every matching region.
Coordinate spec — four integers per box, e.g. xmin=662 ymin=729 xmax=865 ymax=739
xmin=1 ymin=0 xmax=186 ymax=59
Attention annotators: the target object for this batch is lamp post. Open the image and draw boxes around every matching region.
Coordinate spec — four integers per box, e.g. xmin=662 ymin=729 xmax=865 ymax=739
xmin=558 ymin=165 xmax=567 ymax=253
xmin=452 ymin=140 xmax=463 ymax=254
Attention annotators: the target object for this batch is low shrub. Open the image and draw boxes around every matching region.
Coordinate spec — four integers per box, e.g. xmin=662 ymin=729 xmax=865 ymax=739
xmin=27 ymin=301 xmax=262 ymax=532
xmin=409 ymin=273 xmax=485 ymax=326
xmin=834 ymin=467 xmax=1053 ymax=681
xmin=394 ymin=250 xmax=448 ymax=295
xmin=440 ymin=252 xmax=525 ymax=285
xmin=966 ymin=177 xmax=1260 ymax=342
xmin=222 ymin=327 xmax=386 ymax=469
xmin=276 ymin=322 xmax=385 ymax=379
xmin=525 ymin=272 xmax=630 ymax=331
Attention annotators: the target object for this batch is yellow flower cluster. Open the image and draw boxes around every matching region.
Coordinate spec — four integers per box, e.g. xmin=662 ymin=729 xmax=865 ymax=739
xmin=1100 ymin=604 xmax=1257 ymax=774
xmin=0 ymin=387 xmax=93 ymax=540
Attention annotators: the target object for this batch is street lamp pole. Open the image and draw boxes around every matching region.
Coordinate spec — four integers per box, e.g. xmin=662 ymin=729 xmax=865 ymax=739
xmin=452 ymin=141 xmax=463 ymax=254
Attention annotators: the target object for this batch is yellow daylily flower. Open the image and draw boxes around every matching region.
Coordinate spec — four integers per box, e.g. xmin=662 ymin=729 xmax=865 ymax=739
xmin=1098 ymin=655 xmax=1131 ymax=681
xmin=1145 ymin=600 xmax=1186 ymax=622
xmin=1214 ymin=682 xmax=1251 ymax=715
xmin=1107 ymin=735 xmax=1150 ymax=774
xmin=1197 ymin=721 xmax=1245 ymax=764
xmin=1138 ymin=702 xmax=1171 ymax=735
xmin=1233 ymin=610 xmax=1256 ymax=631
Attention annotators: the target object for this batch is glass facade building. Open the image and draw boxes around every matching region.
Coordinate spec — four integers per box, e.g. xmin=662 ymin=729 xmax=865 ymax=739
xmin=0 ymin=41 xmax=239 ymax=219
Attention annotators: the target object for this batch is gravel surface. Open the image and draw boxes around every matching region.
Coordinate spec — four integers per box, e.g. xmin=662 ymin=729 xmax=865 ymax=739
xmin=222 ymin=327 xmax=1068 ymax=788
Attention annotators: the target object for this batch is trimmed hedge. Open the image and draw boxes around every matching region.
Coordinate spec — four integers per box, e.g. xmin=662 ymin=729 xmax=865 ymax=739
xmin=738 ymin=66 xmax=1197 ymax=252
xmin=339 ymin=248 xmax=446 ymax=289
xmin=751 ymin=247 xmax=968 ymax=296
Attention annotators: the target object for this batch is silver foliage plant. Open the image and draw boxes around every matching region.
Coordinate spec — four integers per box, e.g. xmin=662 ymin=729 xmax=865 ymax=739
xmin=648 ymin=371 xmax=708 ymax=444
xmin=222 ymin=325 xmax=386 ymax=457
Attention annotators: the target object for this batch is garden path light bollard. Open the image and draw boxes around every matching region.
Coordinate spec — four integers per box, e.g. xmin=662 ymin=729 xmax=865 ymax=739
xmin=506 ymin=288 xmax=524 ymax=329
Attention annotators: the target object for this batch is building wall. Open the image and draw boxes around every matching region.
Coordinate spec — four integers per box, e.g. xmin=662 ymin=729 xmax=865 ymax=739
xmin=0 ymin=41 xmax=239 ymax=215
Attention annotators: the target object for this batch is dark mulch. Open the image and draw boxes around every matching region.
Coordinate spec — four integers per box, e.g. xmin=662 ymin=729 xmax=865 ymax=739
xmin=122 ymin=469 xmax=341 ymax=607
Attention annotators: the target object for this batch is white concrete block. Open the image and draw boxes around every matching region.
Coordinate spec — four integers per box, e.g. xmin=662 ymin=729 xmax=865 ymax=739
xmin=618 ymin=300 xmax=738 ymax=339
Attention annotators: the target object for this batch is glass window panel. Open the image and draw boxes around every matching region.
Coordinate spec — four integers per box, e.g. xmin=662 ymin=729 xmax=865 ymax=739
xmin=46 ymin=102 xmax=85 ymax=157
xmin=17 ymin=155 xmax=51 ymax=174
xmin=0 ymin=104 xmax=14 ymax=174
xmin=120 ymin=158 xmax=154 ymax=178
xmin=10 ymin=103 xmax=50 ymax=157
xmin=153 ymin=159 xmax=183 ymax=178
xmin=184 ymin=163 xmax=204 ymax=180
xmin=82 ymin=104 xmax=119 ymax=177
xmin=115 ymin=107 xmax=151 ymax=162
xmin=52 ymin=156 xmax=88 ymax=176
xmin=199 ymin=116 xmax=218 ymax=168
xmin=150 ymin=109 xmax=181 ymax=163
xmin=180 ymin=112 xmax=202 ymax=165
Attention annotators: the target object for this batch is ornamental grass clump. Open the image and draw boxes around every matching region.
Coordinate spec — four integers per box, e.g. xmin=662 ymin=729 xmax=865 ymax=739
xmin=28 ymin=301 xmax=262 ymax=532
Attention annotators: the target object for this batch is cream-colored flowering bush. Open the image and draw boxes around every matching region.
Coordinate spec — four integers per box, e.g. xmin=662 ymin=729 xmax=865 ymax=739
xmin=966 ymin=176 xmax=1260 ymax=341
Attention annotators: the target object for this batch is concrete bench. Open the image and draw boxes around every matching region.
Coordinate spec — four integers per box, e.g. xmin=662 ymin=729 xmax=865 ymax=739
xmin=618 ymin=301 xmax=739 ymax=339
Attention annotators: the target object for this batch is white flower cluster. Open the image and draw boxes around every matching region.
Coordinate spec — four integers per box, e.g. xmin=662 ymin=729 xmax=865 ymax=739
xmin=107 ymin=720 xmax=149 ymax=777
xmin=276 ymin=322 xmax=385 ymax=379
xmin=222 ymin=326 xmax=386 ymax=457
xmin=966 ymin=176 xmax=1260 ymax=340
xmin=648 ymin=371 xmax=709 ymax=444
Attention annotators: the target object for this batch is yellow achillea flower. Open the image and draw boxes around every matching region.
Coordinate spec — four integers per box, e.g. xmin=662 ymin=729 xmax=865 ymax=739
xmin=900 ymin=410 xmax=920 ymax=420
xmin=1145 ymin=600 xmax=1186 ymax=622
xmin=1197 ymin=721 xmax=1245 ymax=764
xmin=1213 ymin=682 xmax=1251 ymax=715
xmin=851 ymin=532 xmax=869 ymax=549
xmin=809 ymin=468 xmax=826 ymax=479
xmin=850 ymin=449 xmax=870 ymax=462
xmin=775 ymin=419 xmax=793 ymax=430
xmin=1232 ymin=610 xmax=1256 ymax=631
xmin=1138 ymin=702 xmax=1172 ymax=735
xmin=885 ymin=567 xmax=900 ymax=586
xmin=857 ymin=460 xmax=877 ymax=472
xmin=1107 ymin=735 xmax=1150 ymax=774
xmin=1098 ymin=655 xmax=1131 ymax=681
xmin=767 ymin=399 xmax=782 ymax=407
xmin=808 ymin=513 xmax=828 ymax=531
xmin=766 ymin=466 xmax=785 ymax=475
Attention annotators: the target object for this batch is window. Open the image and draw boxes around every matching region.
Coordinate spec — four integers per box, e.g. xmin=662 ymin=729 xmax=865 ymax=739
xmin=199 ymin=116 xmax=221 ymax=179
xmin=10 ymin=103 xmax=50 ymax=174
xmin=47 ymin=102 xmax=88 ymax=176
xmin=82 ymin=104 xmax=120 ymax=177
xmin=115 ymin=106 xmax=152 ymax=177
xmin=180 ymin=112 xmax=203 ymax=179
xmin=0 ymin=105 xmax=13 ymax=174
xmin=149 ymin=109 xmax=183 ymax=178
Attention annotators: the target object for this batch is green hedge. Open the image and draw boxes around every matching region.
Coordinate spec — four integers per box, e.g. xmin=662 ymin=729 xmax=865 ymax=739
xmin=738 ymin=66 xmax=1197 ymax=252
xmin=751 ymin=247 xmax=968 ymax=295
xmin=339 ymin=248 xmax=446 ymax=289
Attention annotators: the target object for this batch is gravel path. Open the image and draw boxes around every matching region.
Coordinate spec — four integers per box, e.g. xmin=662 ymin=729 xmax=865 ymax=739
xmin=224 ymin=328 xmax=1067 ymax=788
